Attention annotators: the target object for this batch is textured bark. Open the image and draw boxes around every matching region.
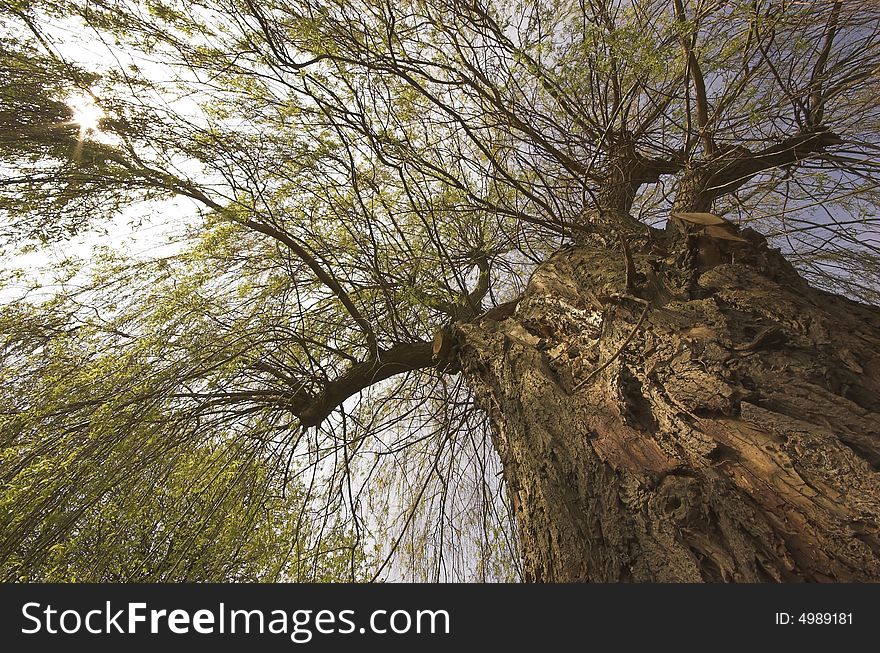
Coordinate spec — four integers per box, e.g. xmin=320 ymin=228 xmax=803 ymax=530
xmin=455 ymin=230 xmax=880 ymax=582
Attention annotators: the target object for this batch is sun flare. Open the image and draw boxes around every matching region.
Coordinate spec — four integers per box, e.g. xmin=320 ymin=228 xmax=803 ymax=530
xmin=66 ymin=93 xmax=105 ymax=138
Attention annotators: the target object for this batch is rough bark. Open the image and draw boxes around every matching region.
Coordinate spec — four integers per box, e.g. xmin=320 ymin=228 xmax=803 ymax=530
xmin=454 ymin=229 xmax=880 ymax=582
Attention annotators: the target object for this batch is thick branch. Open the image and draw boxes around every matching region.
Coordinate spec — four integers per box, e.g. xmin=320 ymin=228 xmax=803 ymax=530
xmin=598 ymin=135 xmax=683 ymax=219
xmin=673 ymin=0 xmax=715 ymax=156
xmin=706 ymin=128 xmax=843 ymax=198
xmin=461 ymin=254 xmax=491 ymax=319
xmin=203 ymin=343 xmax=440 ymax=428
xmin=412 ymin=254 xmax=491 ymax=322
xmin=807 ymin=1 xmax=843 ymax=126
xmin=296 ymin=341 xmax=437 ymax=427
xmin=674 ymin=128 xmax=842 ymax=212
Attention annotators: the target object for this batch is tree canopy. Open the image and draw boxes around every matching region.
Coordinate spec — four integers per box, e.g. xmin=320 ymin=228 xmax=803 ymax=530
xmin=1 ymin=0 xmax=879 ymax=581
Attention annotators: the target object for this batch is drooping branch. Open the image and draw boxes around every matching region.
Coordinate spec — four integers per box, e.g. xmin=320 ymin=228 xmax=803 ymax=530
xmin=243 ymin=219 xmax=379 ymax=355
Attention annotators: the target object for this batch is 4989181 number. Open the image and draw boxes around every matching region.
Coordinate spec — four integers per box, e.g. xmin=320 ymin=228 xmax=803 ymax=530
xmin=775 ymin=613 xmax=853 ymax=625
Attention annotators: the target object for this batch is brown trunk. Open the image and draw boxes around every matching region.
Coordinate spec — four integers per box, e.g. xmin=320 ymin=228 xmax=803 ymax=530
xmin=455 ymin=230 xmax=880 ymax=582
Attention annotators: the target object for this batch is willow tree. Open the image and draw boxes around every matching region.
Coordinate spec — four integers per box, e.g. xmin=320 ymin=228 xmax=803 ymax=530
xmin=2 ymin=0 xmax=879 ymax=582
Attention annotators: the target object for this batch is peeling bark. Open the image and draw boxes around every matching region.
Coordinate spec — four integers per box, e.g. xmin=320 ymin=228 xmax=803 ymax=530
xmin=455 ymin=230 xmax=880 ymax=582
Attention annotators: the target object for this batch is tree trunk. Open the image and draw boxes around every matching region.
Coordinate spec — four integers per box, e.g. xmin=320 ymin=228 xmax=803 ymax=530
xmin=454 ymin=229 xmax=880 ymax=582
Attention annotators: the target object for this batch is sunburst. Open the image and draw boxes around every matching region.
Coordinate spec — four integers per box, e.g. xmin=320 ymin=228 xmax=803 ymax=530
xmin=66 ymin=93 xmax=105 ymax=140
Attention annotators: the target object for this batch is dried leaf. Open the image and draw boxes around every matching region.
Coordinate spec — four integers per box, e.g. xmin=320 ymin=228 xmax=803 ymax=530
xmin=671 ymin=212 xmax=726 ymax=226
xmin=701 ymin=225 xmax=748 ymax=242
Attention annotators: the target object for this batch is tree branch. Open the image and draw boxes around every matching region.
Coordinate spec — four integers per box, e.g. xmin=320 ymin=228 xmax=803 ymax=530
xmin=706 ymin=128 xmax=843 ymax=199
xmin=296 ymin=341 xmax=437 ymax=427
xmin=673 ymin=0 xmax=715 ymax=156
xmin=807 ymin=0 xmax=843 ymax=127
xmin=243 ymin=219 xmax=379 ymax=355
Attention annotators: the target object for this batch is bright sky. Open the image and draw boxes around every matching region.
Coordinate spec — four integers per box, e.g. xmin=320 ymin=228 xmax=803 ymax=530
xmin=1 ymin=11 xmax=211 ymax=305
